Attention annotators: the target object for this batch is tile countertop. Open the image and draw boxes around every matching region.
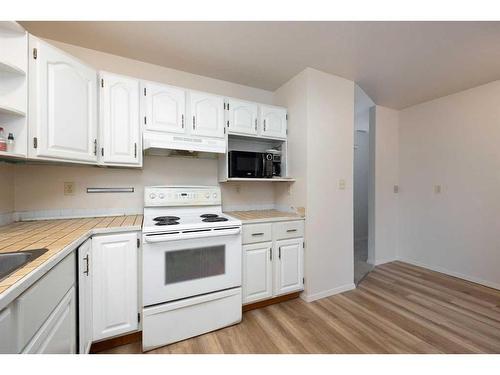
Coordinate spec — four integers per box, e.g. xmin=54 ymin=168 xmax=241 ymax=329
xmin=225 ymin=209 xmax=305 ymax=224
xmin=0 ymin=215 xmax=143 ymax=311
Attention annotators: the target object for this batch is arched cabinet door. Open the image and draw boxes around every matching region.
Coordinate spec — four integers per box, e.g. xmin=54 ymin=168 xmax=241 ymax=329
xmin=144 ymin=82 xmax=186 ymax=134
xmin=260 ymin=105 xmax=287 ymax=140
xmin=29 ymin=35 xmax=97 ymax=163
xmin=189 ymin=91 xmax=225 ymax=138
xmin=227 ymin=98 xmax=258 ymax=136
xmin=100 ymin=72 xmax=141 ymax=166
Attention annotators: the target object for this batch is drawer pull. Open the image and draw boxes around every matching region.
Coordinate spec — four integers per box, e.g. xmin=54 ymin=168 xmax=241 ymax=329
xmin=286 ymin=229 xmax=298 ymax=233
xmin=252 ymin=232 xmax=264 ymax=236
xmin=270 ymin=248 xmax=272 ymax=261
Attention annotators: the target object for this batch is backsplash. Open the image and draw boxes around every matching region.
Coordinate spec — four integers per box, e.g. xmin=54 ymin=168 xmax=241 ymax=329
xmin=10 ymin=155 xmax=278 ymax=220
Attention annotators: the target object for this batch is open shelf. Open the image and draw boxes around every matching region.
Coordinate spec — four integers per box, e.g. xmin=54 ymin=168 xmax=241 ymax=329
xmin=0 ymin=22 xmax=26 ymax=35
xmin=221 ymin=177 xmax=296 ymax=183
xmin=0 ymin=60 xmax=26 ymax=75
xmin=0 ymin=104 xmax=26 ymax=117
xmin=0 ymin=151 xmax=26 ymax=161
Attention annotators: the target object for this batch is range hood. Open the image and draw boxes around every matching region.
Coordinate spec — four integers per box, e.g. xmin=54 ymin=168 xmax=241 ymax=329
xmin=143 ymin=131 xmax=226 ymax=154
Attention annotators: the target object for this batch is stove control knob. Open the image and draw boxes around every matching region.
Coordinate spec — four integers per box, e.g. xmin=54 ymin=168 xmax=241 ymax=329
xmin=205 ymin=193 xmax=210 ymax=199
xmin=213 ymin=193 xmax=218 ymax=199
xmin=149 ymin=193 xmax=156 ymax=199
xmin=158 ymin=193 xmax=165 ymax=199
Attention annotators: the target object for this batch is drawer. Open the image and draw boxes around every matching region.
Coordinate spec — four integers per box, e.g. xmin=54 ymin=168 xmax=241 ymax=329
xmin=242 ymin=223 xmax=273 ymax=244
xmin=15 ymin=252 xmax=75 ymax=352
xmin=273 ymin=220 xmax=304 ymax=240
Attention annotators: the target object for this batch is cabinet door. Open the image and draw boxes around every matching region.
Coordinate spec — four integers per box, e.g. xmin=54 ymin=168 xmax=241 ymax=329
xmin=227 ymin=98 xmax=258 ymax=136
xmin=189 ymin=91 xmax=225 ymax=138
xmin=242 ymin=242 xmax=273 ymax=304
xmin=23 ymin=287 xmax=77 ymax=354
xmin=78 ymin=239 xmax=92 ymax=354
xmin=29 ymin=36 xmax=97 ymax=163
xmin=144 ymin=82 xmax=186 ymax=134
xmin=260 ymin=105 xmax=287 ymax=140
xmin=100 ymin=72 xmax=141 ymax=165
xmin=92 ymin=233 xmax=138 ymax=341
xmin=274 ymin=238 xmax=304 ymax=296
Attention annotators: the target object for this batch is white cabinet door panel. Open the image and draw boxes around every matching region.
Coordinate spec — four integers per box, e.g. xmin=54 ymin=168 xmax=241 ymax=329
xmin=227 ymin=98 xmax=258 ymax=136
xmin=92 ymin=233 xmax=138 ymax=341
xmin=100 ymin=72 xmax=140 ymax=165
xmin=189 ymin=91 xmax=224 ymax=138
xmin=242 ymin=242 xmax=273 ymax=304
xmin=23 ymin=287 xmax=77 ymax=354
xmin=260 ymin=105 xmax=287 ymax=140
xmin=29 ymin=36 xmax=97 ymax=163
xmin=274 ymin=238 xmax=304 ymax=296
xmin=145 ymin=82 xmax=186 ymax=134
xmin=78 ymin=239 xmax=92 ymax=354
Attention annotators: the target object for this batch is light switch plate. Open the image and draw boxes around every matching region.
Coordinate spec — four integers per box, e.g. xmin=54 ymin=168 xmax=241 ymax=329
xmin=434 ymin=184 xmax=442 ymax=194
xmin=393 ymin=185 xmax=399 ymax=194
xmin=338 ymin=179 xmax=346 ymax=190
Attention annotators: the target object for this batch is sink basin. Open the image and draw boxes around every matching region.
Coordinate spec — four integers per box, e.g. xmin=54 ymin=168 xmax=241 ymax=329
xmin=0 ymin=249 xmax=48 ymax=281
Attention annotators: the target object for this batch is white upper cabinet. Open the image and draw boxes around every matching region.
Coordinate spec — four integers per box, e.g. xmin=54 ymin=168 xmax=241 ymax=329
xmin=28 ymin=36 xmax=98 ymax=163
xmin=227 ymin=98 xmax=258 ymax=136
xmin=260 ymin=105 xmax=287 ymax=140
xmin=99 ymin=72 xmax=141 ymax=166
xmin=189 ymin=91 xmax=225 ymax=138
xmin=144 ymin=82 xmax=186 ymax=134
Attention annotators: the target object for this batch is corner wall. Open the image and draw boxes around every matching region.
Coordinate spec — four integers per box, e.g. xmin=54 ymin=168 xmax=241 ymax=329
xmin=398 ymin=81 xmax=500 ymax=289
xmin=275 ymin=68 xmax=355 ymax=301
xmin=0 ymin=162 xmax=15 ymax=225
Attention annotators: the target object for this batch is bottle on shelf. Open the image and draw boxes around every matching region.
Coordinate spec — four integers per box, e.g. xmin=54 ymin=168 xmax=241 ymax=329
xmin=7 ymin=133 xmax=14 ymax=153
xmin=0 ymin=127 xmax=7 ymax=152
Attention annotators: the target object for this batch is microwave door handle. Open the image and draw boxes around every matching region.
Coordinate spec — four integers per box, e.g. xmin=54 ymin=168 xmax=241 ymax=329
xmin=144 ymin=227 xmax=241 ymax=243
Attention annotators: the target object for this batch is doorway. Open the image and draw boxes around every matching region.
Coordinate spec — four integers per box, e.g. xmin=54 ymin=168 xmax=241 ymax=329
xmin=353 ymin=85 xmax=374 ymax=285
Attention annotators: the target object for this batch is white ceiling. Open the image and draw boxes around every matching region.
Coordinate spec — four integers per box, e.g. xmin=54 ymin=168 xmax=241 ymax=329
xmin=19 ymin=21 xmax=500 ymax=109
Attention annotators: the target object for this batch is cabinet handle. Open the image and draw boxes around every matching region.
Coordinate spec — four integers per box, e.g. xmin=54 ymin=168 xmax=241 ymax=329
xmin=83 ymin=255 xmax=89 ymax=276
xmin=286 ymin=229 xmax=297 ymax=233
xmin=279 ymin=247 xmax=281 ymax=259
xmin=182 ymin=114 xmax=184 ymax=128
xmin=193 ymin=116 xmax=196 ymax=129
xmin=134 ymin=143 xmax=137 ymax=158
xmin=263 ymin=119 xmax=266 ymax=132
xmin=270 ymin=248 xmax=272 ymax=261
xmin=252 ymin=232 xmax=264 ymax=236
xmin=93 ymin=139 xmax=97 ymax=156
xmin=255 ymin=118 xmax=257 ymax=131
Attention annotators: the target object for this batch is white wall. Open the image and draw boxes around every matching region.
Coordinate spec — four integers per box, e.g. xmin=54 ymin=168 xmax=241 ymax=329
xmin=398 ymin=81 xmax=500 ymax=289
xmin=353 ymin=85 xmax=374 ymax=241
xmin=368 ymin=106 xmax=399 ymax=265
xmin=275 ymin=68 xmax=355 ymax=301
xmin=11 ymin=38 xmax=277 ymax=218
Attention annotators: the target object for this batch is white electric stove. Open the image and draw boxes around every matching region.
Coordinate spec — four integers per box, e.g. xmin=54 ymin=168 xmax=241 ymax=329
xmin=141 ymin=186 xmax=242 ymax=351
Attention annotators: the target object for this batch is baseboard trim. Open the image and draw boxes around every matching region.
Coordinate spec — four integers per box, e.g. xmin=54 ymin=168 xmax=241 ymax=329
xmin=301 ymin=283 xmax=356 ymax=303
xmin=373 ymin=257 xmax=397 ymax=266
xmin=397 ymin=257 xmax=500 ymax=291
xmin=90 ymin=331 xmax=142 ymax=353
xmin=243 ymin=291 xmax=301 ymax=312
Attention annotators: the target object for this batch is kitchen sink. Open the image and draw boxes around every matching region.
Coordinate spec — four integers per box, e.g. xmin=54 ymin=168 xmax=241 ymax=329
xmin=0 ymin=249 xmax=48 ymax=281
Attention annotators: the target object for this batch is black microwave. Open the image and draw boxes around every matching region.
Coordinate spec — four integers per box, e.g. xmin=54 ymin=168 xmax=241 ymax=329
xmin=228 ymin=151 xmax=280 ymax=178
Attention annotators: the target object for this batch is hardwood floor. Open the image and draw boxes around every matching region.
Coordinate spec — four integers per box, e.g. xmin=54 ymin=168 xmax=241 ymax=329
xmin=98 ymin=261 xmax=500 ymax=354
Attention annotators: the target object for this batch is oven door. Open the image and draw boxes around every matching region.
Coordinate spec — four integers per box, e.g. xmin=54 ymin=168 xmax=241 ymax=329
xmin=142 ymin=227 xmax=242 ymax=306
xmin=228 ymin=151 xmax=263 ymax=178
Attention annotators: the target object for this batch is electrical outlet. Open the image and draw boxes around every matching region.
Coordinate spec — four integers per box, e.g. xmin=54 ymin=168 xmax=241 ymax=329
xmin=64 ymin=182 xmax=75 ymax=196
xmin=235 ymin=184 xmax=241 ymax=194
xmin=338 ymin=179 xmax=346 ymax=190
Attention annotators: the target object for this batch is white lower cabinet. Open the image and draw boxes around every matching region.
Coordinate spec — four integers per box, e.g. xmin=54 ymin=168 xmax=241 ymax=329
xmin=242 ymin=242 xmax=273 ymax=304
xmin=274 ymin=238 xmax=304 ymax=296
xmin=92 ymin=232 xmax=139 ymax=341
xmin=23 ymin=287 xmax=77 ymax=354
xmin=78 ymin=238 xmax=92 ymax=354
xmin=242 ymin=220 xmax=304 ymax=304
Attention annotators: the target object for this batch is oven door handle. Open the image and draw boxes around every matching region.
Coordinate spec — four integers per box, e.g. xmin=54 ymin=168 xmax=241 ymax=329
xmin=144 ymin=227 xmax=241 ymax=243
